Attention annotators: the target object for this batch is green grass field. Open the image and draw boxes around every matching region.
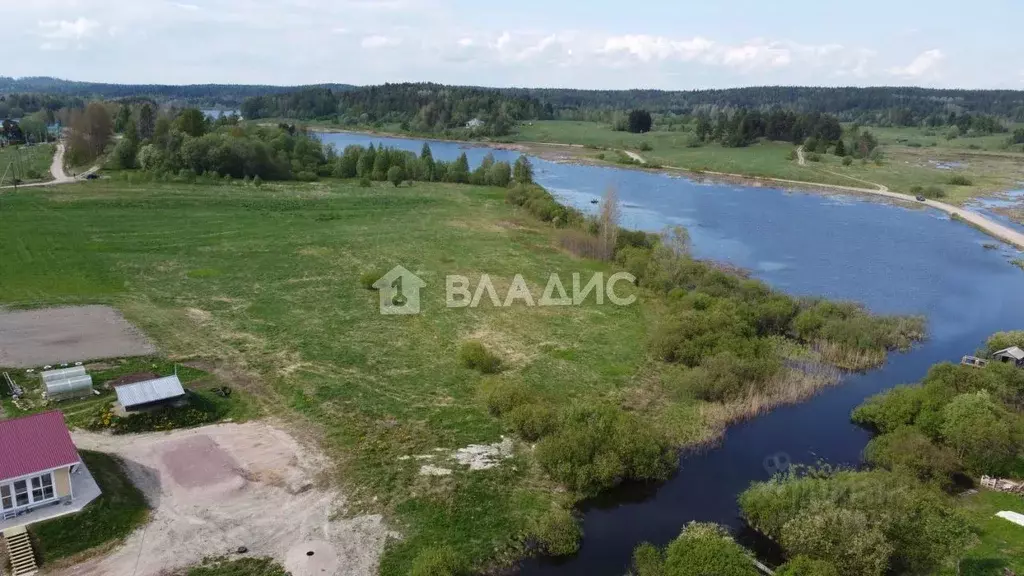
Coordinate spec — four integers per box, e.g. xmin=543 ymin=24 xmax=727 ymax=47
xmin=0 ymin=143 xmax=53 ymax=184
xmin=30 ymin=451 xmax=150 ymax=564
xmin=945 ymin=489 xmax=1024 ymax=576
xmin=0 ymin=177 xmax=676 ymax=573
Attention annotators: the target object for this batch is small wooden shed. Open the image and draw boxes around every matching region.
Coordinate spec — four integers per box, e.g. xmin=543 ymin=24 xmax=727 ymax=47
xmin=992 ymin=346 xmax=1024 ymax=367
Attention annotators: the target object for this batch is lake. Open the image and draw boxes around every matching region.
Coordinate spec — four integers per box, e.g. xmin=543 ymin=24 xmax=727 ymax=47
xmin=317 ymin=131 xmax=1024 ymax=575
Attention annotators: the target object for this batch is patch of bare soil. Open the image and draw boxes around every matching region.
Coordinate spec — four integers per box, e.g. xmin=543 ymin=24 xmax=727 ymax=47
xmin=60 ymin=422 xmax=393 ymax=576
xmin=0 ymin=305 xmax=156 ymax=368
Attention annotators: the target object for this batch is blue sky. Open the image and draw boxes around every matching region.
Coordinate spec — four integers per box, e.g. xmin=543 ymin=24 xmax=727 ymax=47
xmin=6 ymin=0 xmax=1022 ymax=89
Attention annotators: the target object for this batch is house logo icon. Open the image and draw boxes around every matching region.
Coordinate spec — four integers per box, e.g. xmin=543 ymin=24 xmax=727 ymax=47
xmin=373 ymin=266 xmax=426 ymax=315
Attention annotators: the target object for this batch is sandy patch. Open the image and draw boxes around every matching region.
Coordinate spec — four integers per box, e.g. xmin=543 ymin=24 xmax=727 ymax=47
xmin=454 ymin=437 xmax=514 ymax=470
xmin=186 ymin=307 xmax=212 ymax=324
xmin=0 ymin=305 xmax=156 ymax=367
xmin=61 ymin=422 xmax=393 ymax=576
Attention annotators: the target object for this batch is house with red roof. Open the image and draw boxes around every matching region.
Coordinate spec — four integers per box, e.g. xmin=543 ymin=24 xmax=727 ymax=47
xmin=0 ymin=411 xmax=101 ymax=531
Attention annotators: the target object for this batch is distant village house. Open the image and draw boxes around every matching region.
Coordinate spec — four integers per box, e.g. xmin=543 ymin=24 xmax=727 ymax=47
xmin=465 ymin=118 xmax=485 ymax=130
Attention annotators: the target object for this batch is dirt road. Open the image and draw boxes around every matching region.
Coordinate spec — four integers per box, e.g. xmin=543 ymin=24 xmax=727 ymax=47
xmin=0 ymin=142 xmax=99 ymax=190
xmin=623 ymin=150 xmax=647 ymax=164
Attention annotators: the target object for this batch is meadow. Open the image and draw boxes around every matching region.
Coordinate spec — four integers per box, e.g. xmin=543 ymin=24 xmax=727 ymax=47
xmin=0 ymin=175 xmax=921 ymax=573
xmin=0 ymin=143 xmax=54 ymax=184
xmin=509 ymin=121 xmax=1024 ymax=205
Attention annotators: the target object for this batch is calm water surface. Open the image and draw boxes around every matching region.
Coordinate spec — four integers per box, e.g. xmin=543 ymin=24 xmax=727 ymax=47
xmin=318 ymin=132 xmax=1024 ymax=574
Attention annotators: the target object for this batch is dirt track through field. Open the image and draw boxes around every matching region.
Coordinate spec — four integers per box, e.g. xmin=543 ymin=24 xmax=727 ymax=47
xmin=0 ymin=305 xmax=157 ymax=367
xmin=62 ymin=422 xmax=392 ymax=576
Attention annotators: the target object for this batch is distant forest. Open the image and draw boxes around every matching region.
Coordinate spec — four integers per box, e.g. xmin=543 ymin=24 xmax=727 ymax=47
xmin=0 ymin=76 xmax=354 ymax=107
xmin=4 ymin=77 xmax=1024 ymax=130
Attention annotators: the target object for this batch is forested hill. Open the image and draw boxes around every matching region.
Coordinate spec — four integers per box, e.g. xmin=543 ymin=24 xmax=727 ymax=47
xmin=0 ymin=77 xmax=355 ymax=107
xmin=506 ymin=86 xmax=1024 ymax=123
xmin=241 ymin=84 xmax=553 ymax=136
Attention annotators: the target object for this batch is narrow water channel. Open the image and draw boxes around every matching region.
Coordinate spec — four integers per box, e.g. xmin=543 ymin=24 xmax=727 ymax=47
xmin=316 ymin=132 xmax=1024 ymax=575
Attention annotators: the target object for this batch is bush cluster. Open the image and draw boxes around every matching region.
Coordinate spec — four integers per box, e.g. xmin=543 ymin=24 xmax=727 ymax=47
xmin=506 ymin=185 xmax=585 ymax=227
xmin=739 ymin=468 xmax=972 ymax=576
xmin=852 ymin=356 xmax=1024 ymax=478
xmin=630 ymin=522 xmax=759 ymax=576
xmin=459 ymin=341 xmax=502 ymax=374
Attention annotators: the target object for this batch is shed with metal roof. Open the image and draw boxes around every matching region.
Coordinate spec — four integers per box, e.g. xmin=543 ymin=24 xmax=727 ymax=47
xmin=113 ymin=375 xmax=187 ymax=412
xmin=992 ymin=346 xmax=1024 ymax=367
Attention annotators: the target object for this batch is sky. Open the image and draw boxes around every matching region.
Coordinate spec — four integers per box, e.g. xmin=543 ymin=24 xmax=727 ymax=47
xmin=5 ymin=0 xmax=1023 ymax=90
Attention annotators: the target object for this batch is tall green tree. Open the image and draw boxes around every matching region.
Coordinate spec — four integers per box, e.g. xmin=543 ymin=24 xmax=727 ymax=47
xmin=420 ymin=143 xmax=435 ymax=181
xmin=513 ymin=155 xmax=534 ymax=184
xmin=137 ymin=103 xmax=156 ymax=140
xmin=176 ymin=108 xmax=207 ymax=138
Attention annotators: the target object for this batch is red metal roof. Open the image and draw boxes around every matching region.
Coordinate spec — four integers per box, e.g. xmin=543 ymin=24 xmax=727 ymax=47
xmin=0 ymin=411 xmax=81 ymax=482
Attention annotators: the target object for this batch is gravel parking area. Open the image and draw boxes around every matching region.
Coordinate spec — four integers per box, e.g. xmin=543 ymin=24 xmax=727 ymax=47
xmin=0 ymin=305 xmax=156 ymax=367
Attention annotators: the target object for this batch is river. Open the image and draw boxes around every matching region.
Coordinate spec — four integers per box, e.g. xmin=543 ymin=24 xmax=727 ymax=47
xmin=317 ymin=131 xmax=1024 ymax=574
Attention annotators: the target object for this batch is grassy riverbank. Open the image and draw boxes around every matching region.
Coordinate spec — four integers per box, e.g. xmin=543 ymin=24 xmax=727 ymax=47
xmin=288 ymin=118 xmax=1024 ymax=210
xmin=0 ymin=176 xmax=922 ymax=574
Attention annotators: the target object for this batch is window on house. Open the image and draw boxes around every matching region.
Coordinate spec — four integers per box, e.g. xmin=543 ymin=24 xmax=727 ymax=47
xmin=2 ymin=472 xmax=56 ymax=510
xmin=0 ymin=485 xmax=11 ymax=511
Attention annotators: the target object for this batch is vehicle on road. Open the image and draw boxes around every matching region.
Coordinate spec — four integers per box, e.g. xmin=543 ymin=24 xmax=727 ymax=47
xmin=85 ymin=173 xmax=99 ymax=180
xmin=916 ymin=195 xmax=926 ymax=202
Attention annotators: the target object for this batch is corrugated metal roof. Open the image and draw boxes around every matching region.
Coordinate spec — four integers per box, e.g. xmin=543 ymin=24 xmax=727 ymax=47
xmin=0 ymin=411 xmax=81 ymax=482
xmin=114 ymin=375 xmax=186 ymax=407
xmin=994 ymin=346 xmax=1024 ymax=360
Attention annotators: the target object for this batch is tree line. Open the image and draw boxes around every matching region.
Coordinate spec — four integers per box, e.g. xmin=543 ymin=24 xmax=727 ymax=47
xmin=240 ymin=83 xmax=554 ymax=136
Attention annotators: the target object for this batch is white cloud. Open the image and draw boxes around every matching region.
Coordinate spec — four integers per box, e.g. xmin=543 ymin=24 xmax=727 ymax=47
xmin=457 ymin=38 xmax=473 ymax=47
xmin=598 ymin=35 xmax=847 ymax=71
xmin=170 ymin=2 xmax=199 ymax=10
xmin=361 ymin=35 xmax=401 ymax=48
xmin=600 ymin=35 xmax=715 ymax=63
xmin=38 ymin=17 xmax=100 ymax=40
xmin=888 ymin=49 xmax=944 ymax=78
xmin=332 ymin=27 xmax=350 ymax=35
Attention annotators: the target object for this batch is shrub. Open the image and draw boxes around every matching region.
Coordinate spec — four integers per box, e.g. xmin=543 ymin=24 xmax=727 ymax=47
xmin=409 ymin=546 xmax=468 ymax=576
xmin=863 ymin=426 xmax=961 ymax=485
xmin=359 ymin=176 xmax=372 ymax=187
xmin=459 ymin=341 xmax=502 ymax=374
xmin=388 ymin=165 xmax=404 ymax=187
xmin=947 ymin=174 xmax=973 ymax=186
xmin=638 ymin=141 xmax=653 ymax=151
xmin=985 ymin=330 xmax=1024 ymax=354
xmin=252 ymin=175 xmax=263 ymax=187
xmin=663 ymin=522 xmax=759 ymax=576
xmin=483 ymin=380 xmax=532 ymax=416
xmin=535 ymin=404 xmax=676 ymax=495
xmin=842 ymin=156 xmax=853 ymax=166
xmin=851 ymin=385 xmax=923 ymax=433
xmin=631 ymin=542 xmax=666 ymax=576
xmin=806 ymin=152 xmax=822 ymax=162
xmin=359 ymin=270 xmax=384 ymax=290
xmin=921 ymin=185 xmax=946 ymax=198
xmin=775 ymin=556 xmax=840 ymax=576
xmin=506 ymin=403 xmax=558 ymax=441
xmin=532 ymin=507 xmax=581 ymax=556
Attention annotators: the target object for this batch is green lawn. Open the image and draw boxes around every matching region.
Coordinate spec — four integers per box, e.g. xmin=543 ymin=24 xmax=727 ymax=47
xmin=0 ymin=143 xmax=53 ymax=184
xmin=947 ymin=489 xmax=1024 ymax=576
xmin=29 ymin=450 xmax=150 ymax=564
